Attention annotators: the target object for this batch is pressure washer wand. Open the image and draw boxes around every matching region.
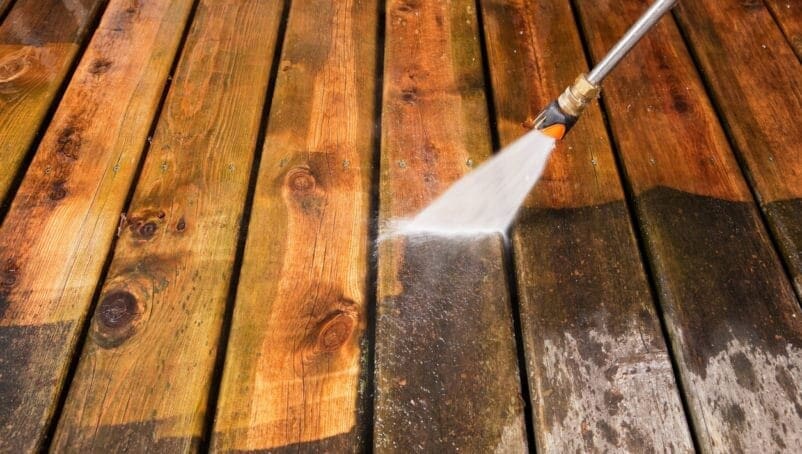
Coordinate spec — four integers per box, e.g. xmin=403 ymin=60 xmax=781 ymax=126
xmin=534 ymin=0 xmax=678 ymax=139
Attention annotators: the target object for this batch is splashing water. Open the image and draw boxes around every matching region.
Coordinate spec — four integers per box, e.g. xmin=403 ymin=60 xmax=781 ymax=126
xmin=389 ymin=130 xmax=556 ymax=237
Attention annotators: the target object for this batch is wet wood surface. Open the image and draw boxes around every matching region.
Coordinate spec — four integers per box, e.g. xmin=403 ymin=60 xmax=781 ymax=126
xmin=374 ymin=1 xmax=527 ymax=451
xmin=1 ymin=0 xmax=801 ymax=451
xmin=50 ymin=0 xmax=284 ymax=450
xmin=480 ymin=0 xmax=692 ymax=451
xmin=0 ymin=0 xmax=195 ymax=450
xmin=211 ymin=0 xmax=377 ymax=451
xmin=0 ymin=0 xmax=105 ymax=203
xmin=575 ymin=0 xmax=802 ymax=451
xmin=674 ymin=0 xmax=802 ymax=298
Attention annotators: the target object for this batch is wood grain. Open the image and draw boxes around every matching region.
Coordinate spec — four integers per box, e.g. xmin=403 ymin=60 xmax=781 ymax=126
xmin=0 ymin=0 xmax=13 ymax=22
xmin=0 ymin=0 xmax=105 ymax=203
xmin=479 ymin=0 xmax=693 ymax=451
xmin=50 ymin=0 xmax=284 ymax=450
xmin=575 ymin=0 xmax=802 ymax=451
xmin=764 ymin=0 xmax=802 ymax=61
xmin=374 ymin=1 xmax=527 ymax=451
xmin=674 ymin=0 xmax=802 ymax=298
xmin=211 ymin=0 xmax=377 ymax=451
xmin=0 ymin=0 xmax=195 ymax=450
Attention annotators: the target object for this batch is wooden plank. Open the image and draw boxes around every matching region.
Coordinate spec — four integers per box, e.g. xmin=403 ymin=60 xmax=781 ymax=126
xmin=0 ymin=0 xmax=105 ymax=203
xmin=211 ymin=0 xmax=377 ymax=451
xmin=674 ymin=0 xmax=802 ymax=298
xmin=0 ymin=0 xmax=13 ymax=21
xmin=764 ymin=0 xmax=802 ymax=61
xmin=574 ymin=0 xmax=802 ymax=451
xmin=49 ymin=0 xmax=284 ymax=450
xmin=374 ymin=1 xmax=527 ymax=451
xmin=478 ymin=0 xmax=693 ymax=451
xmin=0 ymin=0 xmax=195 ymax=451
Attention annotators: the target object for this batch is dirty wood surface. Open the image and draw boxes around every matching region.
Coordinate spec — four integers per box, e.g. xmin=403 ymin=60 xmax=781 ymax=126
xmin=479 ymin=0 xmax=693 ymax=451
xmin=576 ymin=0 xmax=802 ymax=451
xmin=0 ymin=0 xmax=195 ymax=450
xmin=0 ymin=0 xmax=105 ymax=202
xmin=211 ymin=0 xmax=378 ymax=451
xmin=50 ymin=0 xmax=284 ymax=451
xmin=374 ymin=1 xmax=527 ymax=451
xmin=765 ymin=0 xmax=802 ymax=61
xmin=674 ymin=0 xmax=802 ymax=299
xmin=1 ymin=0 xmax=802 ymax=452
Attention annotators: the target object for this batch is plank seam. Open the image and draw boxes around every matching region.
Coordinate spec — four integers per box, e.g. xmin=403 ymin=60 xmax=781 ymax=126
xmin=0 ymin=0 xmax=16 ymax=25
xmin=473 ymin=0 xmax=537 ymax=450
xmin=198 ymin=0 xmax=293 ymax=449
xmin=40 ymin=0 xmax=203 ymax=448
xmin=670 ymin=8 xmax=802 ymax=305
xmin=760 ymin=0 xmax=802 ymax=63
xmin=567 ymin=0 xmax=702 ymax=450
xmin=365 ymin=0 xmax=387 ymax=450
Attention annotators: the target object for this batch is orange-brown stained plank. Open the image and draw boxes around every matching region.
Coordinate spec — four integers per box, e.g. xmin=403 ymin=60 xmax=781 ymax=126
xmin=211 ymin=0 xmax=377 ymax=451
xmin=479 ymin=0 xmax=693 ymax=451
xmin=374 ymin=1 xmax=527 ymax=451
xmin=0 ymin=0 xmax=195 ymax=451
xmin=50 ymin=0 xmax=284 ymax=450
xmin=0 ymin=0 xmax=105 ymax=203
xmin=673 ymin=0 xmax=802 ymax=299
xmin=575 ymin=0 xmax=802 ymax=451
xmin=765 ymin=0 xmax=802 ymax=61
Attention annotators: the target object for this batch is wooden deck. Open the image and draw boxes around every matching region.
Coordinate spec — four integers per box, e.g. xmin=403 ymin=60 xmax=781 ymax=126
xmin=1 ymin=0 xmax=801 ymax=451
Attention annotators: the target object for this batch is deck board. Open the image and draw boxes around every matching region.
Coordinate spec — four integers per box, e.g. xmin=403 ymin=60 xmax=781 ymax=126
xmin=479 ymin=0 xmax=693 ymax=451
xmin=764 ymin=0 xmax=802 ymax=61
xmin=0 ymin=0 xmax=195 ymax=450
xmin=0 ymin=0 xmax=105 ymax=203
xmin=575 ymin=0 xmax=802 ymax=450
xmin=211 ymin=0 xmax=378 ymax=450
xmin=374 ymin=1 xmax=527 ymax=451
xmin=50 ymin=0 xmax=284 ymax=450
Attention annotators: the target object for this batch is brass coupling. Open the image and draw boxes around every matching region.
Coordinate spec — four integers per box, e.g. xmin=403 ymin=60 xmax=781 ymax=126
xmin=557 ymin=74 xmax=601 ymax=117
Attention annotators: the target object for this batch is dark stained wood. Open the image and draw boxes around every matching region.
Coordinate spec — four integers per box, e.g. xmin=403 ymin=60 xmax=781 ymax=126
xmin=50 ymin=0 xmax=284 ymax=450
xmin=0 ymin=0 xmax=13 ymax=20
xmin=674 ymin=0 xmax=802 ymax=297
xmin=479 ymin=0 xmax=693 ymax=451
xmin=764 ymin=0 xmax=802 ymax=61
xmin=575 ymin=0 xmax=802 ymax=451
xmin=0 ymin=0 xmax=105 ymax=202
xmin=374 ymin=1 xmax=526 ymax=451
xmin=0 ymin=0 xmax=195 ymax=451
xmin=211 ymin=0 xmax=377 ymax=450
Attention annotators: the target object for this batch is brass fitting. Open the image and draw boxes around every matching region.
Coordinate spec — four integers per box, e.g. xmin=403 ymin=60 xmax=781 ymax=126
xmin=557 ymin=74 xmax=601 ymax=117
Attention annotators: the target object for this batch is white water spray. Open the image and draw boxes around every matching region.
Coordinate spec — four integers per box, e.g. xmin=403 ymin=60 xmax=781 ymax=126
xmin=390 ymin=130 xmax=556 ymax=237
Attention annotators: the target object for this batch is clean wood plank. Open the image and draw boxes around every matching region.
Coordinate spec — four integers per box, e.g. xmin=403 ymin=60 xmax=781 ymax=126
xmin=765 ymin=0 xmax=802 ymax=61
xmin=0 ymin=0 xmax=105 ymax=203
xmin=211 ymin=0 xmax=377 ymax=451
xmin=374 ymin=1 xmax=527 ymax=451
xmin=575 ymin=0 xmax=802 ymax=451
xmin=674 ymin=0 xmax=802 ymax=298
xmin=50 ymin=0 xmax=284 ymax=450
xmin=0 ymin=0 xmax=195 ymax=450
xmin=479 ymin=0 xmax=693 ymax=451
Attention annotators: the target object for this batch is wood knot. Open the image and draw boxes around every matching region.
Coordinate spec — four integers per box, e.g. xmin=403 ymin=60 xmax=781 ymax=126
xmin=127 ymin=209 xmax=166 ymax=240
xmin=286 ymin=166 xmax=316 ymax=193
xmin=176 ymin=217 xmax=186 ymax=232
xmin=93 ymin=290 xmax=142 ymax=348
xmin=49 ymin=181 xmax=67 ymax=200
xmin=401 ymin=88 xmax=417 ymax=103
xmin=740 ymin=0 xmax=762 ymax=10
xmin=0 ymin=267 xmax=17 ymax=288
xmin=0 ymin=49 xmax=31 ymax=84
xmin=56 ymin=125 xmax=81 ymax=160
xmin=317 ymin=311 xmax=355 ymax=352
xmin=89 ymin=58 xmax=112 ymax=75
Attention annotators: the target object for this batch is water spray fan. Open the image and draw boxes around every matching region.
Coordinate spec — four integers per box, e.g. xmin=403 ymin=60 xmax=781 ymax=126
xmin=405 ymin=0 xmax=678 ymax=235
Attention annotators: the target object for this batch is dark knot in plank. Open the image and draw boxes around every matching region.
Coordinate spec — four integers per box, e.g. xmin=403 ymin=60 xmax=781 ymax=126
xmin=92 ymin=290 xmax=143 ymax=348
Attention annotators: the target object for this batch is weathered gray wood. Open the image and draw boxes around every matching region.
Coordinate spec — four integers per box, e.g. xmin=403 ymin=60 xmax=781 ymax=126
xmin=576 ymin=0 xmax=802 ymax=451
